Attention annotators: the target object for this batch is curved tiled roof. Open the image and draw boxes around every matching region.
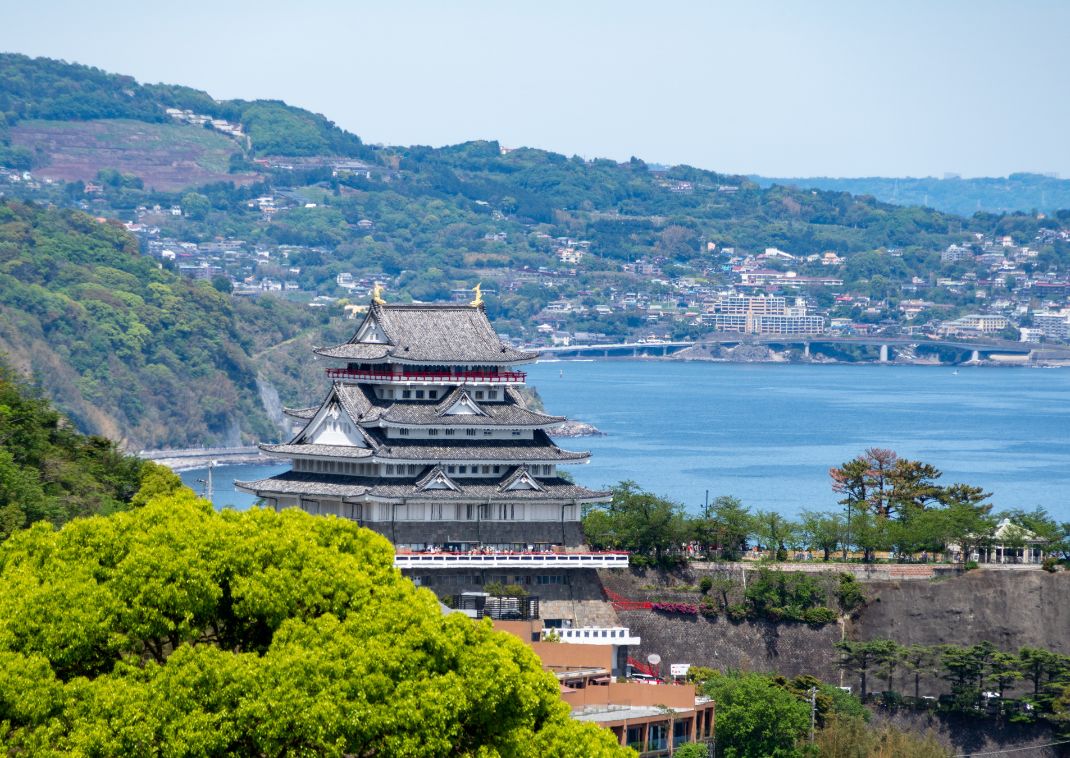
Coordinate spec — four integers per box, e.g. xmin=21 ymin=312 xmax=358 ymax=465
xmin=283 ymin=406 xmax=318 ymax=420
xmin=235 ymin=469 xmax=609 ymax=503
xmin=261 ymin=443 xmax=375 ymax=459
xmin=316 ymin=303 xmax=538 ymax=365
xmin=365 ymin=429 xmax=589 ymax=462
xmin=324 ymin=382 xmax=564 ymax=428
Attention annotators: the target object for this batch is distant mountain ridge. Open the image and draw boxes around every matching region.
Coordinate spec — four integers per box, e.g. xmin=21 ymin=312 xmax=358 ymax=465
xmin=752 ymin=173 xmax=1070 ymax=216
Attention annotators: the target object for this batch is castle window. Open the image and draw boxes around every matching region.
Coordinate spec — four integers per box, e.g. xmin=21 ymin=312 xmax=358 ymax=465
xmin=428 ymin=428 xmax=439 ymax=436
xmin=467 ymin=428 xmax=477 ymax=436
xmin=445 ymin=429 xmax=455 ymax=436
xmin=415 ymin=390 xmax=424 ymax=399
xmin=399 ymin=428 xmax=409 ymax=436
xmin=402 ymin=390 xmax=412 ymax=399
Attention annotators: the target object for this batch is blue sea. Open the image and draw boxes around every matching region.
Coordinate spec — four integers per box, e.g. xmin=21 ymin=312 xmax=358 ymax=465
xmin=183 ymin=361 xmax=1070 ymax=521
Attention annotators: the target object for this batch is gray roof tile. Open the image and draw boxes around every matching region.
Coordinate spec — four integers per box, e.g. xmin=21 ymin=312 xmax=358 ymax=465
xmin=316 ymin=303 xmax=537 ymax=364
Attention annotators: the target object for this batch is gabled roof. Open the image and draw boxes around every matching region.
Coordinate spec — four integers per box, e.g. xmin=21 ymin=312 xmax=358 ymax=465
xmin=324 ymin=382 xmax=565 ymax=428
xmin=283 ymin=406 xmax=319 ymax=420
xmin=315 ymin=302 xmax=538 ymax=365
xmin=498 ymin=466 xmax=545 ymax=492
xmin=436 ymin=388 xmax=487 ymax=417
xmin=414 ymin=465 xmax=463 ymax=492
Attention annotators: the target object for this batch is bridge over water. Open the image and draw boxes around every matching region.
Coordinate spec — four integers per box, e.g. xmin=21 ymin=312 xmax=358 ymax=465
xmin=540 ymin=335 xmax=1070 ymax=363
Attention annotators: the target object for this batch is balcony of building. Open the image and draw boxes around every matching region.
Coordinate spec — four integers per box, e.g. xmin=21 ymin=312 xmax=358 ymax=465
xmin=394 ymin=551 xmax=630 ymax=570
xmin=543 ymin=627 xmax=641 ymax=646
xmin=325 ymin=367 xmax=527 ymax=385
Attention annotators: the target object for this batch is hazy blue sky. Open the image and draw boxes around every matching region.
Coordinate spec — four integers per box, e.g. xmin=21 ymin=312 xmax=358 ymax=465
xmin=3 ymin=1 xmax=1068 ymax=177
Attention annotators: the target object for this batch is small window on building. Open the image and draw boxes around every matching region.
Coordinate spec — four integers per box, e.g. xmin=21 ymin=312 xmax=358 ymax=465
xmin=399 ymin=428 xmax=409 ymax=436
xmin=484 ymin=429 xmax=493 ymax=436
xmin=467 ymin=428 xmax=477 ymax=436
xmin=402 ymin=390 xmax=411 ymax=399
xmin=475 ymin=390 xmax=484 ymax=399
xmin=415 ymin=390 xmax=425 ymax=399
xmin=428 ymin=390 xmax=437 ymax=399
xmin=511 ymin=429 xmax=522 ymax=436
xmin=458 ymin=465 xmax=467 ymax=474
xmin=428 ymin=428 xmax=439 ymax=436
xmin=445 ymin=429 xmax=455 ymax=436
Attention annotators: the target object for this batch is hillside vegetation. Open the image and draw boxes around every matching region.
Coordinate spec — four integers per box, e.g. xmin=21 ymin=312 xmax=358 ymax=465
xmin=0 ymin=360 xmax=150 ymax=540
xmin=0 ymin=487 xmax=628 ymax=756
xmin=1 ymin=55 xmax=1069 ymax=446
xmin=0 ymin=200 xmax=314 ymax=448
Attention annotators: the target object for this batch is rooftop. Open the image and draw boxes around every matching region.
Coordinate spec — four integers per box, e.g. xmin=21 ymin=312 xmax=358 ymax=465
xmin=316 ymin=302 xmax=539 ymax=365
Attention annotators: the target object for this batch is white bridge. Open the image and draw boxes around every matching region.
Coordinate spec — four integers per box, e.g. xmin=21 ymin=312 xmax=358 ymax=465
xmin=394 ymin=552 xmax=630 ymax=569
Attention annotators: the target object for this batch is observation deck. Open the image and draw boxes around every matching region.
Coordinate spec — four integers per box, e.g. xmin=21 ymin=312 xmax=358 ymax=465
xmin=326 ymin=368 xmax=527 ymax=385
xmin=393 ymin=551 xmax=629 ymax=570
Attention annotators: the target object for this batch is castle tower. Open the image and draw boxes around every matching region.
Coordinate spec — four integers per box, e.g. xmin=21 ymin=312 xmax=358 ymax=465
xmin=236 ymin=297 xmax=622 ymax=584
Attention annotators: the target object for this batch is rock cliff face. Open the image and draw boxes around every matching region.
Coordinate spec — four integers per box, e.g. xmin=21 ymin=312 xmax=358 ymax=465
xmin=855 ymin=570 xmax=1070 ymax=653
xmin=600 ymin=568 xmax=1070 ymax=674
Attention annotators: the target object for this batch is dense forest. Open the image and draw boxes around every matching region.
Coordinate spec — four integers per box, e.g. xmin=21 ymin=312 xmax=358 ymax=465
xmin=0 ymin=200 xmax=318 ymax=448
xmin=0 ymin=359 xmax=154 ymax=539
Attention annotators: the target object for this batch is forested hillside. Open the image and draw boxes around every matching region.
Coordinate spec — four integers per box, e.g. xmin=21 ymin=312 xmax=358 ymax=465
xmin=0 ymin=52 xmax=373 ymax=167
xmin=0 ymin=359 xmax=151 ymax=539
xmin=2 ymin=54 xmax=1069 ymax=448
xmin=0 ymin=201 xmax=314 ymax=448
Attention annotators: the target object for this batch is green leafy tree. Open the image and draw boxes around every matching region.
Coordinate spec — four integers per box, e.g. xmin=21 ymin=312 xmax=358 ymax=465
xmin=836 ymin=640 xmax=900 ymax=701
xmin=582 ymin=480 xmax=687 ymax=564
xmin=753 ymin=510 xmax=796 ymax=561
xmin=799 ymin=510 xmax=842 ymax=561
xmin=700 ymin=671 xmax=809 ymax=758
xmin=0 ymin=487 xmax=630 ymax=756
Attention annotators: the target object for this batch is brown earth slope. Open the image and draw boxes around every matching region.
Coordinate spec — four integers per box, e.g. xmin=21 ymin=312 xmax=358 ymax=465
xmin=12 ymin=119 xmax=259 ymax=191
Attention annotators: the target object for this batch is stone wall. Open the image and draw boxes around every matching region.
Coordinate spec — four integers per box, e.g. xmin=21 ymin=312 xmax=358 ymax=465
xmin=855 ymin=570 xmax=1070 ymax=653
xmin=617 ymin=609 xmax=844 ymax=681
xmin=871 ymin=708 xmax=1060 ymax=758
xmin=411 ymin=567 xmax=620 ymax=628
xmin=599 ymin=566 xmax=1070 ymax=679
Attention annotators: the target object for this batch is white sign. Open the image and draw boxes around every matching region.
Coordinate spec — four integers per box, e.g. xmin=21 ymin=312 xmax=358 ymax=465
xmin=670 ymin=663 xmax=691 ymax=677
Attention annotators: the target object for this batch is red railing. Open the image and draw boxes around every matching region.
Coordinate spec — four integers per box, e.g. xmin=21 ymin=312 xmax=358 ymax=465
xmin=605 ymin=588 xmax=652 ymax=612
xmin=325 ymin=368 xmax=526 ymax=383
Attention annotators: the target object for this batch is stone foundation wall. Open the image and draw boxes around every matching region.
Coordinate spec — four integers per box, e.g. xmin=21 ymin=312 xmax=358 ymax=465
xmin=408 ymin=568 xmax=620 ymax=628
xmin=616 ymin=609 xmax=843 ymax=680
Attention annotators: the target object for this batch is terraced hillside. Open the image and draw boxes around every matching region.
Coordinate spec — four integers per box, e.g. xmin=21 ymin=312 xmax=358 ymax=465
xmin=11 ymin=119 xmax=258 ymax=191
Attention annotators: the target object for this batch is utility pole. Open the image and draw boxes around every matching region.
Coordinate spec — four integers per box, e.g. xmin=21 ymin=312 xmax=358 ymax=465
xmin=809 ymin=686 xmax=818 ymax=743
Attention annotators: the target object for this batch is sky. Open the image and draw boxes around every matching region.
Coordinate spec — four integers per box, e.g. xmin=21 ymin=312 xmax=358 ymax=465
xmin=3 ymin=0 xmax=1069 ymax=178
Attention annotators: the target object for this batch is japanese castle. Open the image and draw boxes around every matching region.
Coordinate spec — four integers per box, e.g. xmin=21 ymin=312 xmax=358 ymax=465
xmin=236 ymin=290 xmax=623 ymax=569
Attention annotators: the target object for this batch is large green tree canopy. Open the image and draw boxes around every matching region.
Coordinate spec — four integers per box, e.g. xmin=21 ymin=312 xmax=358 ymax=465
xmin=0 ymin=485 xmax=629 ymax=757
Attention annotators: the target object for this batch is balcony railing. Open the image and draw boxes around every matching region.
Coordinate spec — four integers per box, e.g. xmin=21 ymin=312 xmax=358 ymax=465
xmin=326 ymin=368 xmax=526 ymax=384
xmin=394 ymin=552 xmax=630 ymax=569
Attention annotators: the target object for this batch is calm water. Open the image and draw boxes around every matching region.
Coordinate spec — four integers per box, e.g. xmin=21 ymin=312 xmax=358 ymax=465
xmin=183 ymin=361 xmax=1070 ymax=520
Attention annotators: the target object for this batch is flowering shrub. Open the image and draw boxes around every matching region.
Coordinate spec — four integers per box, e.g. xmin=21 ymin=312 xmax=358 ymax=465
xmin=651 ymin=602 xmax=699 ymax=615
